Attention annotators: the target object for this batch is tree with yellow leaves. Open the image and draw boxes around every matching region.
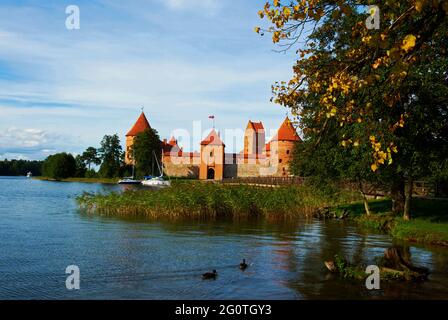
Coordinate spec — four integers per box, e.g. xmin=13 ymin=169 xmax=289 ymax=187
xmin=258 ymin=1 xmax=448 ymax=219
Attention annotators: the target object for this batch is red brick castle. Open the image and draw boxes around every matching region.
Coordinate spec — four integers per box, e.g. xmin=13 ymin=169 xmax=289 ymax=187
xmin=125 ymin=112 xmax=301 ymax=180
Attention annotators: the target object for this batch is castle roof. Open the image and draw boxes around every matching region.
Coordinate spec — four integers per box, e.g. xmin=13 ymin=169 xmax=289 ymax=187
xmin=200 ymin=129 xmax=225 ymax=147
xmin=126 ymin=112 xmax=151 ymax=136
xmin=247 ymin=120 xmax=264 ymax=132
xmin=168 ymin=136 xmax=178 ymax=146
xmin=270 ymin=117 xmax=301 ymax=142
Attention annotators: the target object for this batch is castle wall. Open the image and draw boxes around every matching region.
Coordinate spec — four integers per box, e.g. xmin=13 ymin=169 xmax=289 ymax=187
xmin=163 ymin=155 xmax=200 ymax=178
xmin=268 ymin=140 xmax=296 ymax=176
xmin=199 ymin=145 xmax=224 ymax=180
xmin=157 ymin=140 xmax=296 ymax=179
xmin=236 ymin=163 xmax=266 ymax=177
xmin=164 ymin=161 xmax=200 ymax=178
xmin=125 ymin=114 xmax=299 ymax=180
xmin=125 ymin=136 xmax=135 ymax=165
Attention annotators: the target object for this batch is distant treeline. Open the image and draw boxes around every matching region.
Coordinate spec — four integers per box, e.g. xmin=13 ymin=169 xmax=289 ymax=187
xmin=0 ymin=159 xmax=43 ymax=176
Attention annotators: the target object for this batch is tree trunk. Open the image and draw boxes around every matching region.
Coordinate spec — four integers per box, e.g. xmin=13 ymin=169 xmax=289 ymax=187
xmin=404 ymin=178 xmax=413 ymax=221
xmin=390 ymin=179 xmax=405 ymax=215
xmin=358 ymin=178 xmax=370 ymax=216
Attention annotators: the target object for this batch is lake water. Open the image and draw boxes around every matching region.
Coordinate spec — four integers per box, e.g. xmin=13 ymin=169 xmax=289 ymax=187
xmin=0 ymin=176 xmax=447 ymax=299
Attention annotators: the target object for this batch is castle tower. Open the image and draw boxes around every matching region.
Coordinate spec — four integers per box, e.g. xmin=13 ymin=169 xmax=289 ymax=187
xmin=125 ymin=112 xmax=151 ymax=165
xmin=268 ymin=117 xmax=301 ymax=176
xmin=199 ymin=129 xmax=225 ymax=180
xmin=243 ymin=121 xmax=265 ymax=160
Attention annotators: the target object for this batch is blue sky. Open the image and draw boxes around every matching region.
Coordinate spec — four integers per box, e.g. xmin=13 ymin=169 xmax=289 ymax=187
xmin=0 ymin=0 xmax=296 ymax=160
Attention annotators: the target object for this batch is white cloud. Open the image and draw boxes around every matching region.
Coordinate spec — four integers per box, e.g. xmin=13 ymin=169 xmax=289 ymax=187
xmin=0 ymin=127 xmax=77 ymax=160
xmin=0 ymin=1 xmax=295 ymax=158
xmin=0 ymin=127 xmax=49 ymax=148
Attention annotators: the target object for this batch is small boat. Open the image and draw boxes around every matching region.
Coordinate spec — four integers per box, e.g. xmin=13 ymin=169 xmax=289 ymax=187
xmin=26 ymin=172 xmax=32 ymax=178
xmin=141 ymin=151 xmax=171 ymax=188
xmin=239 ymin=259 xmax=248 ymax=270
xmin=142 ymin=176 xmax=171 ymax=187
xmin=118 ymin=177 xmax=141 ymax=185
xmin=118 ymin=152 xmax=141 ymax=184
xmin=118 ymin=165 xmax=140 ymax=185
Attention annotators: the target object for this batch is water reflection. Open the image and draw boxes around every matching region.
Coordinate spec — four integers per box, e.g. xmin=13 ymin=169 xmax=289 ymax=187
xmin=0 ymin=177 xmax=447 ymax=299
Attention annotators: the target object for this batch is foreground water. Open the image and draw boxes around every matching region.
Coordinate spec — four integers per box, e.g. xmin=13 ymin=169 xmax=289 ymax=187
xmin=0 ymin=176 xmax=447 ymax=299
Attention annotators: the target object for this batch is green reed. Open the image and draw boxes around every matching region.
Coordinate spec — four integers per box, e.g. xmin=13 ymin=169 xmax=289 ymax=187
xmin=76 ymin=181 xmax=360 ymax=221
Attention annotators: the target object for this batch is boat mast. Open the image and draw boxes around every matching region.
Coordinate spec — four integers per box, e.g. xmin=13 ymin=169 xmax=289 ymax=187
xmin=153 ymin=150 xmax=163 ymax=177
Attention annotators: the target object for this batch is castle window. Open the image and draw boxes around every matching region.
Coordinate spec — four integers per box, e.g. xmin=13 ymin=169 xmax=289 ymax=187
xmin=279 ymin=159 xmax=282 ymax=163
xmin=286 ymin=150 xmax=290 ymax=154
xmin=210 ymin=151 xmax=213 ymax=157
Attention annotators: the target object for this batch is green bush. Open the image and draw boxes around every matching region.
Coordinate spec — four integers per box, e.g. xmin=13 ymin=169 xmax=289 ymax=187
xmin=42 ymin=153 xmax=77 ymax=179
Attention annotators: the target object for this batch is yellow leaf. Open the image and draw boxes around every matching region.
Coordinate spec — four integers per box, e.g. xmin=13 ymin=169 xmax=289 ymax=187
xmin=401 ymin=34 xmax=416 ymax=52
xmin=415 ymin=0 xmax=425 ymax=12
xmin=371 ymin=163 xmax=378 ymax=172
xmin=283 ymin=7 xmax=291 ymax=18
xmin=254 ymin=27 xmax=260 ymax=33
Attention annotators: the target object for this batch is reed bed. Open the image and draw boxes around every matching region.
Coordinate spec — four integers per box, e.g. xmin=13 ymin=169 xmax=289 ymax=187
xmin=76 ymin=181 xmax=361 ymax=221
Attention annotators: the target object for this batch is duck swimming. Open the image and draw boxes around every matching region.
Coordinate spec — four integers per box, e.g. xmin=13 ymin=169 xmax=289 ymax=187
xmin=202 ymin=270 xmax=217 ymax=279
xmin=239 ymin=259 xmax=248 ymax=270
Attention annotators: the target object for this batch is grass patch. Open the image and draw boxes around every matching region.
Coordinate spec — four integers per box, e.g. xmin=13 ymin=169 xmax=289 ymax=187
xmin=77 ymin=181 xmax=360 ymax=221
xmin=392 ymin=218 xmax=448 ymax=246
xmin=337 ymin=197 xmax=448 ymax=246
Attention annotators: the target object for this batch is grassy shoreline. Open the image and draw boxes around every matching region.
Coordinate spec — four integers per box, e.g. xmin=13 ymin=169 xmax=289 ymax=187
xmin=75 ymin=180 xmax=448 ymax=246
xmin=34 ymin=176 xmax=119 ymax=184
xmin=334 ymin=198 xmax=448 ymax=247
xmin=77 ymin=181 xmax=361 ymax=221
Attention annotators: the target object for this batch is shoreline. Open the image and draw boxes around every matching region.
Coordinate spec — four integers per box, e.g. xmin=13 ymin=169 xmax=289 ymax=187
xmin=76 ymin=181 xmax=448 ymax=247
xmin=334 ymin=198 xmax=448 ymax=247
xmin=33 ymin=176 xmax=118 ymax=184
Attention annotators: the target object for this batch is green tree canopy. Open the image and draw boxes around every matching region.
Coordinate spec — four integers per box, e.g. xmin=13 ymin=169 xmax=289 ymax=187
xmin=98 ymin=134 xmax=124 ymax=178
xmin=41 ymin=153 xmax=77 ymax=179
xmin=0 ymin=159 xmax=43 ymax=176
xmin=81 ymin=147 xmax=101 ymax=170
xmin=258 ymin=0 xmax=448 ymax=219
xmin=75 ymin=154 xmax=87 ymax=177
xmin=132 ymin=128 xmax=162 ymax=177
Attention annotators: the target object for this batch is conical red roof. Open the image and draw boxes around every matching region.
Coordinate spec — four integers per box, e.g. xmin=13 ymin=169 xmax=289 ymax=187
xmin=126 ymin=112 xmax=151 ymax=136
xmin=247 ymin=120 xmax=264 ymax=132
xmin=200 ymin=129 xmax=225 ymax=146
xmin=271 ymin=117 xmax=301 ymax=142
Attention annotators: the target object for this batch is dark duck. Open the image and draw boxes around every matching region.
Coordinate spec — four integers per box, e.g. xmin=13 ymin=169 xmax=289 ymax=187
xmin=239 ymin=259 xmax=248 ymax=270
xmin=202 ymin=270 xmax=217 ymax=280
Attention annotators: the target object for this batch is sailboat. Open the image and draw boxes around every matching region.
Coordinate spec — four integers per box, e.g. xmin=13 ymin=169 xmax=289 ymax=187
xmin=118 ymin=163 xmax=141 ymax=185
xmin=141 ymin=151 xmax=171 ymax=187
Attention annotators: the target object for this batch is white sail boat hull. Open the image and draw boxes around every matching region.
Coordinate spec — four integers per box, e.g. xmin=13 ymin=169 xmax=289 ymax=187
xmin=141 ymin=150 xmax=171 ymax=188
xmin=141 ymin=177 xmax=171 ymax=187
